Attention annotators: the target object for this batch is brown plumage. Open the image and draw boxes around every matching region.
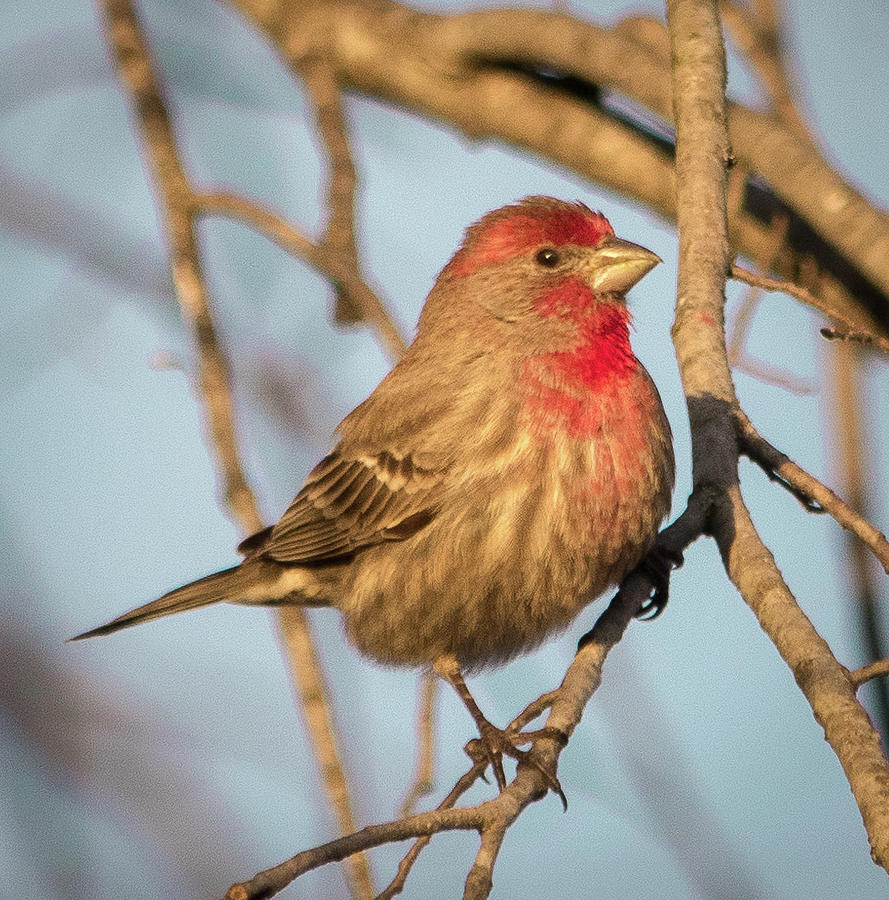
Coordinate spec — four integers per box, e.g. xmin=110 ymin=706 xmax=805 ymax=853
xmin=74 ymin=197 xmax=674 ymax=791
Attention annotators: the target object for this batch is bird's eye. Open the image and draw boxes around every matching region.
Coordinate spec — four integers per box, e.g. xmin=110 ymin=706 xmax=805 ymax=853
xmin=535 ymin=247 xmax=561 ymax=268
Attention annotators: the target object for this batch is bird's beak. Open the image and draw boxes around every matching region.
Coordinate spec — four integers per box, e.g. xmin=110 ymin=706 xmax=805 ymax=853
xmin=585 ymin=236 xmax=662 ymax=293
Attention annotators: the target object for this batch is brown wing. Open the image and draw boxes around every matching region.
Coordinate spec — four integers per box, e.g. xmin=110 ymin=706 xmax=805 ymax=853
xmin=253 ymin=450 xmax=443 ymax=564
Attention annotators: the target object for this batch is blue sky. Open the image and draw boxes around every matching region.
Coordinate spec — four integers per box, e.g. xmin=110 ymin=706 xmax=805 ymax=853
xmin=2 ymin=1 xmax=888 ymax=897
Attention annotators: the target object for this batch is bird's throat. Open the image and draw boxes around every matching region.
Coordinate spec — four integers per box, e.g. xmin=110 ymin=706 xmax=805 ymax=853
xmin=521 ymin=290 xmax=639 ymax=440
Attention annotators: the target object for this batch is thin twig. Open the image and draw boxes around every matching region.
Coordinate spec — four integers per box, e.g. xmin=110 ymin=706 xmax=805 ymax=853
xmin=195 ymin=191 xmax=407 ymax=362
xmin=99 ymin=3 xmax=372 ymax=897
xmin=379 ymin=761 xmax=486 ymax=900
xmin=400 ymin=672 xmax=438 ymax=818
xmin=731 ymin=265 xmax=889 ymax=355
xmin=726 ymin=215 xmax=815 ymax=394
xmin=849 ymin=659 xmax=889 ymax=690
xmin=297 ymin=55 xmax=363 ymax=324
xmin=732 ymin=356 xmax=817 ymax=395
xmin=736 ymin=409 xmax=889 ymax=573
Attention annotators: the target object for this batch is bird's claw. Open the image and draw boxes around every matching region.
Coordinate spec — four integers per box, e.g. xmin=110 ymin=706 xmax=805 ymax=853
xmin=635 ymin=546 xmax=683 ymax=620
xmin=464 ymin=723 xmax=568 ymax=810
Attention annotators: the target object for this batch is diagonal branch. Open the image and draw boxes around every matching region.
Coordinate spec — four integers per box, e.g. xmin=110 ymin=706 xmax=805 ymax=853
xmin=195 ymin=191 xmax=406 ymax=361
xmin=736 ymin=409 xmax=889 ymax=574
xmin=731 ymin=265 xmax=889 ymax=355
xmin=99 ymin=2 xmax=372 ymax=897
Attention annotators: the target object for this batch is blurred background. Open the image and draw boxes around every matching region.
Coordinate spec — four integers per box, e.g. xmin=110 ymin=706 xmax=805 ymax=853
xmin=2 ymin=0 xmax=888 ymax=897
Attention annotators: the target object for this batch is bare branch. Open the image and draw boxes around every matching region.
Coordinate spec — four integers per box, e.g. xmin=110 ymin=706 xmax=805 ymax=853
xmin=727 ymin=215 xmax=816 ymax=394
xmin=463 ymin=823 xmax=508 ymax=900
xmin=379 ymin=762 xmax=486 ymax=900
xmin=736 ymin=409 xmax=889 ymax=575
xmin=224 ymin=805 xmax=488 ymax=900
xmin=849 ymin=659 xmax=889 ymax=690
xmin=99 ymin=3 xmax=371 ymax=896
xmin=732 ymin=356 xmax=817 ymax=395
xmin=666 ymin=0 xmax=889 ymax=873
xmin=731 ymin=265 xmax=889 ymax=355
xmin=400 ymin=672 xmax=438 ymax=818
xmin=298 ymin=55 xmax=364 ymax=324
xmin=195 ymin=191 xmax=407 ymax=362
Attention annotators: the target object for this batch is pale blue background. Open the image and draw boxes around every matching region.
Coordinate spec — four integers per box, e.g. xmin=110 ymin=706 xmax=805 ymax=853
xmin=2 ymin=0 xmax=889 ymax=897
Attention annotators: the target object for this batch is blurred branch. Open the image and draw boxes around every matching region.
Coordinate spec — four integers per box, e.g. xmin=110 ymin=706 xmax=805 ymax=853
xmin=99 ymin=2 xmax=372 ymax=897
xmin=719 ymin=0 xmax=808 ymax=139
xmin=399 ymin=671 xmax=437 ymax=818
xmin=727 ymin=216 xmax=818 ymax=394
xmin=827 ymin=343 xmax=889 ymax=738
xmin=297 ymin=55 xmax=363 ymax=324
xmin=195 ymin=191 xmax=406 ymax=362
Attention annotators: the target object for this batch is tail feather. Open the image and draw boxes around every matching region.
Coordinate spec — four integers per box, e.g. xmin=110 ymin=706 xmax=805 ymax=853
xmin=71 ymin=564 xmax=253 ymax=640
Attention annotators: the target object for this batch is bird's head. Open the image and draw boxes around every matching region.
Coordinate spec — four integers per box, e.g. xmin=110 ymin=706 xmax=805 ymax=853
xmin=422 ymin=197 xmax=661 ymax=362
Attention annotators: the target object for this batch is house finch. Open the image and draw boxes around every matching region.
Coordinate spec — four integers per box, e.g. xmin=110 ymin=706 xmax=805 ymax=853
xmin=74 ymin=196 xmax=674 ymax=792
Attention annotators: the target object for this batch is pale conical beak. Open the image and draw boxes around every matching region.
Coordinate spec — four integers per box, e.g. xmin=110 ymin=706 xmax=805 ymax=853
xmin=585 ymin=236 xmax=662 ymax=293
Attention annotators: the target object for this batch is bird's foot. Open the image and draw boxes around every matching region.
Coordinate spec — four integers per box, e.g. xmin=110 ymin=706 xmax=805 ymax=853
xmin=634 ymin=545 xmax=684 ymax=620
xmin=464 ymin=721 xmax=568 ymax=809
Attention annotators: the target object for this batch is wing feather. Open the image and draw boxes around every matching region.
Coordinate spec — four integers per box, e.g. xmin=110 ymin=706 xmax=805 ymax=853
xmin=255 ymin=450 xmax=443 ymax=563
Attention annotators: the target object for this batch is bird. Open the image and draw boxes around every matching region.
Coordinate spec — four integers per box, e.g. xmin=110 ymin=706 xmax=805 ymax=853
xmin=73 ymin=196 xmax=674 ymax=795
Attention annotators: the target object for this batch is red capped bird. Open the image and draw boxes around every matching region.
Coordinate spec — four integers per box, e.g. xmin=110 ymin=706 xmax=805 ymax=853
xmin=74 ymin=197 xmax=674 ymax=793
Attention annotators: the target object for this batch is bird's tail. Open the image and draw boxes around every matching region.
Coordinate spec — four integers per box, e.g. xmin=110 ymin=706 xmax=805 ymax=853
xmin=70 ymin=563 xmax=270 ymax=640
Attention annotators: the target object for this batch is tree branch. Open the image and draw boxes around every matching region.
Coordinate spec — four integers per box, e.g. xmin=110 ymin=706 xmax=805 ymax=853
xmin=298 ymin=53 xmax=364 ymax=324
xmin=736 ymin=409 xmax=889 ymax=575
xmin=666 ymin=0 xmax=889 ymax=873
xmin=195 ymin=191 xmax=406 ymax=362
xmin=850 ymin=659 xmax=889 ymax=690
xmin=99 ymin=3 xmax=372 ymax=896
xmin=731 ymin=265 xmax=889 ymax=355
